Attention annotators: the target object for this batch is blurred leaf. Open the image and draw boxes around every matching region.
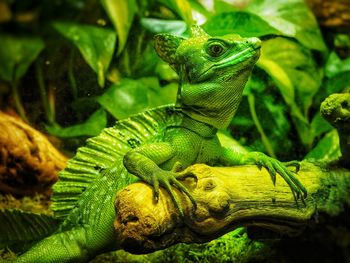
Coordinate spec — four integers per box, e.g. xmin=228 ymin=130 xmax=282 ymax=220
xmin=305 ymin=129 xmax=341 ymax=162
xmin=325 ymin=52 xmax=350 ymax=78
xmin=334 ymin=34 xmax=350 ymax=49
xmin=118 ymin=28 xmax=159 ymax=78
xmin=258 ymin=37 xmax=321 ymax=114
xmin=159 ymin=0 xmax=194 ymax=25
xmin=263 ymin=97 xmax=290 ymax=139
xmin=101 ymin=0 xmax=136 ymax=54
xmin=244 ymin=69 xmax=267 ymax=95
xmin=0 ymin=35 xmax=44 ymax=82
xmin=213 ymin=0 xmax=237 ymax=14
xmin=257 ymin=58 xmax=294 ymax=106
xmin=98 ymin=78 xmax=177 ymax=119
xmin=53 ymin=22 xmax=116 ymax=87
xmin=156 ymin=61 xmax=179 ymax=81
xmin=204 ymin=11 xmax=281 ymax=37
xmin=257 ymin=37 xmax=322 ymax=147
xmin=310 ymin=112 xmax=333 ymax=139
xmin=188 ymin=0 xmax=213 ymax=21
xmin=46 ymin=108 xmax=107 ymax=137
xmin=141 ymin=18 xmax=187 ymax=35
xmin=246 ymin=0 xmax=326 ymax=51
xmin=325 ymin=72 xmax=350 ymax=95
xmin=255 ymin=94 xmax=292 ymax=158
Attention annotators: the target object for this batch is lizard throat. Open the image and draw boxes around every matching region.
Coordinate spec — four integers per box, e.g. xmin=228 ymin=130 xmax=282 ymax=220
xmin=178 ymin=113 xmax=218 ymax=138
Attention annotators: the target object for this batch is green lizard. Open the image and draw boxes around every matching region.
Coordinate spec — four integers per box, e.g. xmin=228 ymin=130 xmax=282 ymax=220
xmin=10 ymin=26 xmax=306 ymax=262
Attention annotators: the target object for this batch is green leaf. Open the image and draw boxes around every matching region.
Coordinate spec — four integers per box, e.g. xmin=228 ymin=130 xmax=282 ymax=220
xmin=0 ymin=35 xmax=44 ymax=82
xmin=305 ymin=129 xmax=341 ymax=162
xmin=204 ymin=11 xmax=281 ymax=37
xmin=141 ymin=18 xmax=187 ymax=35
xmin=257 ymin=37 xmax=322 ymax=147
xmin=159 ymin=0 xmax=194 ymax=25
xmin=46 ymin=108 xmax=107 ymax=137
xmin=325 ymin=52 xmax=350 ymax=78
xmin=325 ymin=72 xmax=350 ymax=95
xmin=246 ymin=0 xmax=326 ymax=51
xmin=98 ymin=78 xmax=177 ymax=119
xmin=310 ymin=112 xmax=333 ymax=139
xmin=258 ymin=37 xmax=321 ymax=113
xmin=53 ymin=22 xmax=116 ymax=87
xmin=257 ymin=57 xmax=294 ymax=106
xmin=101 ymin=0 xmax=136 ymax=55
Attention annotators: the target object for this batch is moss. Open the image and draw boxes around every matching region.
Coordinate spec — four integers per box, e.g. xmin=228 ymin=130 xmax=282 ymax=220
xmin=0 ymin=193 xmax=51 ymax=215
xmin=91 ymin=228 xmax=269 ymax=263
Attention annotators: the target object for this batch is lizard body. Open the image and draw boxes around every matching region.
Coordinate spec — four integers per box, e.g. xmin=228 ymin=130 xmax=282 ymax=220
xmin=13 ymin=26 xmax=306 ymax=262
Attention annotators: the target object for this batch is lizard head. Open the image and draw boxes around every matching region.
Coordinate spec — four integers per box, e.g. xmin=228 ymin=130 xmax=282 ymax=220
xmin=154 ymin=25 xmax=261 ymax=129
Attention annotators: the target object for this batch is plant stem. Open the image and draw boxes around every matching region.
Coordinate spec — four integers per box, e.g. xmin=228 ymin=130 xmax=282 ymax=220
xmin=68 ymin=49 xmax=78 ymax=100
xmin=248 ymin=94 xmax=276 ymax=158
xmin=12 ymin=81 xmax=29 ymax=123
xmin=36 ymin=60 xmax=54 ymax=124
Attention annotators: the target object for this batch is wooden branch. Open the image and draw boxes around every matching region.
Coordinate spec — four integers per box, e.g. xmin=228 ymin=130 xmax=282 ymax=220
xmin=0 ymin=112 xmax=67 ymax=195
xmin=114 ymin=162 xmax=350 ymax=254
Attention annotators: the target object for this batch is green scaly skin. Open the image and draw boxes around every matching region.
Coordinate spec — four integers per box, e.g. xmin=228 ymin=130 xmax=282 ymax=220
xmin=14 ymin=26 xmax=307 ymax=263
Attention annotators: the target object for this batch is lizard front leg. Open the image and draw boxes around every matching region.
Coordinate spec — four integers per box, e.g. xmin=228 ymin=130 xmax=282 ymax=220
xmin=123 ymin=142 xmax=196 ymax=216
xmin=219 ymin=147 xmax=307 ymax=201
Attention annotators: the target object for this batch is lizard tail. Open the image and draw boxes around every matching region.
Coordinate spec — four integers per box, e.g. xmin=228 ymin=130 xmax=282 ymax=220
xmin=14 ymin=227 xmax=89 ymax=263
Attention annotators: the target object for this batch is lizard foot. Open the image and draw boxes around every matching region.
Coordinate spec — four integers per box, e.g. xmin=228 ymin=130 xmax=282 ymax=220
xmin=245 ymin=152 xmax=307 ymax=202
xmin=151 ymin=166 xmax=197 ymax=217
xmin=283 ymin=160 xmax=300 ymax=173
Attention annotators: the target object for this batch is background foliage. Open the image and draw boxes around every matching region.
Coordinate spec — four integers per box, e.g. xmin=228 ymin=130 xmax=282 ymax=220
xmin=0 ymin=0 xmax=349 ymax=161
xmin=1 ymin=0 xmax=350 ymax=262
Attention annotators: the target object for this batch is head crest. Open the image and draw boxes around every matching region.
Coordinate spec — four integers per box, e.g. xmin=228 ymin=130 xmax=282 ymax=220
xmin=154 ymin=34 xmax=184 ymax=72
xmin=190 ymin=25 xmax=209 ymax=37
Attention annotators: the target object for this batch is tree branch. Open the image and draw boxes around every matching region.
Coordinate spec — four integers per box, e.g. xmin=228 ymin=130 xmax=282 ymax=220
xmin=114 ymin=162 xmax=350 ymax=254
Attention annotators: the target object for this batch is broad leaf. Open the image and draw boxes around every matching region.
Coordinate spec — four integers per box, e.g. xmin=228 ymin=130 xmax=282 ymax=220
xmin=46 ymin=108 xmax=107 ymax=137
xmin=53 ymin=22 xmax=116 ymax=87
xmin=310 ymin=112 xmax=333 ymax=139
xmin=325 ymin=52 xmax=350 ymax=78
xmin=141 ymin=18 xmax=187 ymax=35
xmin=0 ymin=35 xmax=44 ymax=82
xmin=257 ymin=37 xmax=321 ymax=147
xmin=325 ymin=72 xmax=350 ymax=95
xmin=258 ymin=37 xmax=321 ymax=114
xmin=101 ymin=0 xmax=136 ymax=54
xmin=305 ymin=129 xmax=341 ymax=162
xmin=246 ymin=0 xmax=327 ymax=51
xmin=204 ymin=11 xmax=281 ymax=37
xmin=159 ymin=0 xmax=194 ymax=25
xmin=98 ymin=78 xmax=177 ymax=119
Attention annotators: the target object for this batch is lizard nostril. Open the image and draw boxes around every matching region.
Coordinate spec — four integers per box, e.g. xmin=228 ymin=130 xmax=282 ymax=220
xmin=341 ymin=100 xmax=349 ymax=109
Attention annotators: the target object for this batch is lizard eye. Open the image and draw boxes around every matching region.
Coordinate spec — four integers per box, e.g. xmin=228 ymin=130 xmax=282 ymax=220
xmin=207 ymin=44 xmax=224 ymax=57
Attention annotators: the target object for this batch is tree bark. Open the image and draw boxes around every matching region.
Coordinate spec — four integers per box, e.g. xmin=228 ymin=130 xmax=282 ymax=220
xmin=0 ymin=112 xmax=67 ymax=195
xmin=306 ymin=0 xmax=350 ymax=32
xmin=114 ymin=162 xmax=350 ymax=254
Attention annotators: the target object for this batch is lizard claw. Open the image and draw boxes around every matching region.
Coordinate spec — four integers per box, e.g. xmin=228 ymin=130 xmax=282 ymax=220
xmin=176 ymin=171 xmax=198 ymax=183
xmin=245 ymin=152 xmax=307 ymax=202
xmin=283 ymin=160 xmax=300 ymax=173
xmin=151 ymin=169 xmax=197 ymax=217
xmin=171 ymin=161 xmax=183 ymax=172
